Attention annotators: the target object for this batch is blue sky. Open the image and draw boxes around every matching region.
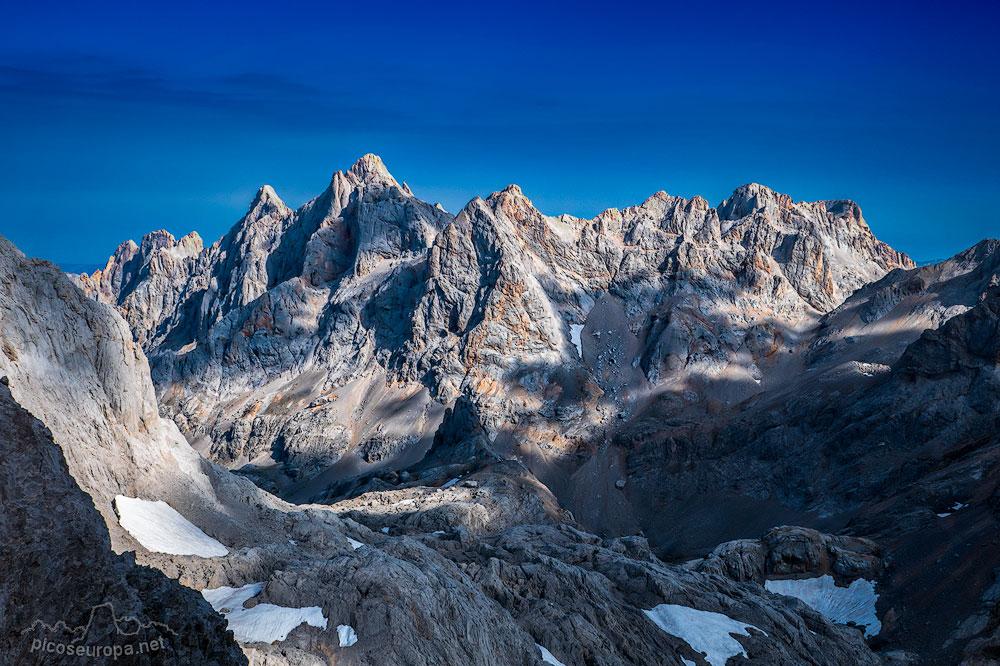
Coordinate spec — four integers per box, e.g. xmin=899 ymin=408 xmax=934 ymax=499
xmin=1 ymin=0 xmax=997 ymax=266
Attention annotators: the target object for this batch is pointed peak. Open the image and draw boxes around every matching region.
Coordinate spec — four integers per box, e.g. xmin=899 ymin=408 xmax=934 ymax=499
xmin=640 ymin=190 xmax=674 ymax=206
xmin=132 ymin=230 xmax=202 ymax=261
xmin=483 ymin=184 xmax=540 ymax=223
xmin=175 ymin=231 xmax=204 ymax=256
xmin=327 ymin=154 xmax=402 ymax=194
xmin=487 ymin=183 xmax=532 ymax=205
xmin=718 ymin=183 xmax=792 ymax=220
xmin=108 ymin=239 xmax=140 ymax=265
xmin=253 ymin=184 xmax=283 ymax=205
xmin=138 ymin=230 xmax=177 ymax=254
xmin=141 ymin=229 xmax=176 ymax=243
xmin=246 ymin=184 xmax=289 ymax=219
xmin=349 ymin=153 xmax=392 ymax=180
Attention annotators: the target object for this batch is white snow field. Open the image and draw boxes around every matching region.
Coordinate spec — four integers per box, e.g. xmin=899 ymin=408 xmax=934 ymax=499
xmin=643 ymin=604 xmax=765 ymax=666
xmin=202 ymin=582 xmax=328 ymax=643
xmin=765 ymin=575 xmax=881 ymax=637
xmin=113 ymin=495 xmax=229 ymax=557
xmin=338 ymin=624 xmax=359 ymax=647
xmin=536 ymin=643 xmax=567 ymax=665
xmin=569 ymin=324 xmax=584 ymax=357
xmin=347 ymin=537 xmax=364 ymax=550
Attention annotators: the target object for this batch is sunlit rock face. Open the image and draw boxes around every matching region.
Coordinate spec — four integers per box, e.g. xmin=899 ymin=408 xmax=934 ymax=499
xmin=75 ymin=156 xmax=912 ymax=493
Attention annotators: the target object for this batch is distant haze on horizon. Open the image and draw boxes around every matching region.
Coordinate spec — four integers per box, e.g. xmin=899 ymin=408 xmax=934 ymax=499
xmin=2 ymin=0 xmax=997 ymax=266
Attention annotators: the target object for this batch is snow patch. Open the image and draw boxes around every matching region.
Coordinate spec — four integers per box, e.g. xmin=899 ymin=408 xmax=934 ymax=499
xmin=765 ymin=575 xmax=881 ymax=637
xmin=202 ymin=582 xmax=265 ymax=613
xmin=441 ymin=477 xmax=460 ymax=489
xmin=337 ymin=624 xmax=358 ymax=647
xmin=347 ymin=537 xmax=364 ymax=550
xmin=643 ymin=604 xmax=764 ymax=666
xmin=380 ymin=527 xmax=390 ymax=534
xmin=201 ymin=583 xmax=327 ymax=643
xmin=114 ymin=495 xmax=228 ymax=557
xmin=570 ymin=324 xmax=584 ymax=357
xmin=939 ymin=503 xmax=967 ymax=518
xmin=536 ymin=644 xmax=566 ymax=666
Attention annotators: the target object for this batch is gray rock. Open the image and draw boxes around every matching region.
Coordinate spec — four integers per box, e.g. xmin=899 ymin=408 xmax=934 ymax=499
xmin=694 ymin=526 xmax=885 ymax=585
xmin=0 ymin=378 xmax=245 ymax=666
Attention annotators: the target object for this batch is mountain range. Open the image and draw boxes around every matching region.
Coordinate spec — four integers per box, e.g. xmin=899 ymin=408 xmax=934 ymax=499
xmin=3 ymin=155 xmax=1000 ymax=664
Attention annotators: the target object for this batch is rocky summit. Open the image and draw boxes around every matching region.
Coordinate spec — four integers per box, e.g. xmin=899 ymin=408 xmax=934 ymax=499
xmin=3 ymin=154 xmax=999 ymax=664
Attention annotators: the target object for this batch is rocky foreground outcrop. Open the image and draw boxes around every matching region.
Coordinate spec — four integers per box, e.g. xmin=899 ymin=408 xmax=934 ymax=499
xmin=689 ymin=526 xmax=885 ymax=586
xmin=0 ymin=378 xmax=245 ymax=666
xmin=3 ymin=233 xmax=890 ymax=664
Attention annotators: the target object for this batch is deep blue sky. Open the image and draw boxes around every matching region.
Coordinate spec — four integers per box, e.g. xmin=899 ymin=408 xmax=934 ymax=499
xmin=1 ymin=0 xmax=997 ymax=266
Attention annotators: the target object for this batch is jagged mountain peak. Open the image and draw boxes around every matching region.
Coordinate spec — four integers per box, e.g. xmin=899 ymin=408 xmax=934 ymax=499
xmin=312 ymin=154 xmax=408 ymax=213
xmin=336 ymin=152 xmax=401 ymax=191
xmin=137 ymin=229 xmax=203 ymax=258
xmin=954 ymin=237 xmax=1000 ymax=264
xmin=482 ymin=183 xmax=548 ymax=228
xmin=718 ymin=182 xmax=793 ymax=219
xmin=78 ymin=164 xmax=915 ymax=440
xmin=245 ymin=183 xmax=290 ymax=220
xmin=254 ymin=183 xmax=282 ymax=204
xmin=349 ymin=152 xmax=391 ymax=179
xmin=485 ymin=183 xmax=529 ymax=204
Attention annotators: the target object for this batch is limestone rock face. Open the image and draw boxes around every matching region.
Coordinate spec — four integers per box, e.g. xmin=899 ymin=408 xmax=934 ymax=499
xmin=324 ymin=396 xmax=568 ymax=536
xmin=76 ymin=157 xmax=912 ymax=491
xmin=99 ymin=158 xmax=1000 ymax=664
xmin=692 ymin=526 xmax=885 ymax=585
xmin=77 ymin=229 xmax=204 ymax=348
xmin=0 ymin=234 xmax=294 ymax=555
xmin=430 ymin=524 xmax=881 ymax=666
xmin=610 ymin=241 xmax=1000 ymax=662
xmin=0 ymin=378 xmax=245 ymax=666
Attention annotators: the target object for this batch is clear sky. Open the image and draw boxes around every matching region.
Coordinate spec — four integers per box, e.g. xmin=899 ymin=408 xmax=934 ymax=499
xmin=1 ymin=0 xmax=997 ymax=266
